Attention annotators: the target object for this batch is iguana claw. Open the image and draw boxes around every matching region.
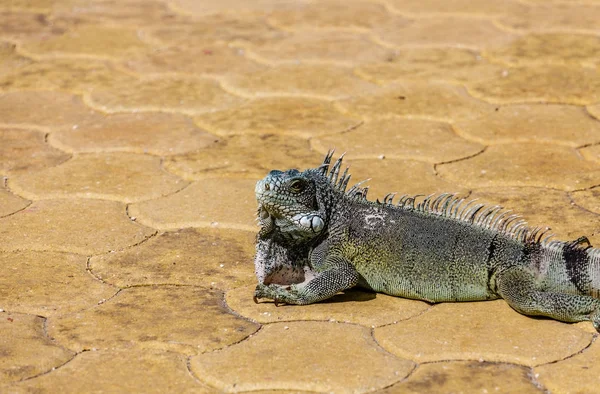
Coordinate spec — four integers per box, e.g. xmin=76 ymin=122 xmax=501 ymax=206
xmin=253 ymin=295 xmax=260 ymax=304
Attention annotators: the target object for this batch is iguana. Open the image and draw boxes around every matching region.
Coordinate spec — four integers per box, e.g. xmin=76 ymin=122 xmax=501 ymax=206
xmin=253 ymin=151 xmax=600 ymax=331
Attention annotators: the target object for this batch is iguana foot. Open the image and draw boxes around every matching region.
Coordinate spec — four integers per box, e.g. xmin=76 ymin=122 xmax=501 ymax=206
xmin=254 ymin=283 xmax=303 ymax=305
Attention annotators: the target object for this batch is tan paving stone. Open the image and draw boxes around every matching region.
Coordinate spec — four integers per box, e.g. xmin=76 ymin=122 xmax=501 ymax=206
xmin=47 ymin=286 xmax=260 ymax=354
xmin=222 ymin=64 xmax=378 ymax=100
xmin=438 ymin=144 xmax=600 ymax=191
xmin=469 ymin=66 xmax=600 ymax=105
xmin=0 ymin=128 xmax=70 ymax=175
xmin=535 ymin=340 xmax=600 ymax=394
xmin=90 ymin=228 xmax=256 ymax=289
xmin=0 ymin=199 xmax=155 ymax=254
xmin=0 ymin=313 xmax=75 ymax=383
xmin=374 ymin=301 xmax=593 ymax=366
xmin=0 ymin=11 xmax=62 ymax=41
xmin=0 ymin=42 xmax=31 ymax=77
xmin=195 ymin=97 xmax=360 ymax=137
xmin=0 ymin=0 xmax=62 ymax=12
xmin=355 ymin=47 xmax=504 ymax=85
xmin=312 ymin=118 xmax=484 ymax=163
xmin=87 ymin=76 xmax=245 ymax=115
xmin=454 ymin=104 xmax=600 ymax=147
xmin=374 ymin=17 xmax=517 ymax=49
xmin=385 ymin=0 xmax=527 ymax=17
xmin=336 ymin=82 xmax=495 ymax=122
xmin=0 ymin=180 xmax=29 ymax=217
xmin=128 ymin=179 xmax=257 ymax=231
xmin=588 ymin=103 xmax=600 ymax=121
xmin=227 ymin=285 xmax=430 ymax=327
xmin=0 ymin=251 xmax=116 ymax=316
xmin=50 ymin=112 xmax=218 ymax=155
xmin=163 ymin=133 xmax=321 ymax=180
xmin=570 ymin=187 xmax=600 ymax=225
xmin=12 ymin=349 xmax=210 ymax=394
xmin=497 ymin=3 xmax=600 ymax=33
xmin=380 ymin=361 xmax=541 ymax=394
xmin=190 ymin=321 xmax=415 ymax=392
xmin=580 ymin=144 xmax=600 ymax=164
xmin=168 ymin=0 xmax=310 ymax=15
xmin=10 ymin=152 xmax=188 ymax=203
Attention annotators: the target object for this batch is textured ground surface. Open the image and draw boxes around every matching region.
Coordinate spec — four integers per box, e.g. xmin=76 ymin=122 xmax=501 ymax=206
xmin=2 ymin=0 xmax=600 ymax=393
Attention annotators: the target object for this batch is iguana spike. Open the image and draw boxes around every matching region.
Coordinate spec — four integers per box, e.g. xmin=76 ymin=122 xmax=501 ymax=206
xmin=457 ymin=199 xmax=478 ymax=220
xmin=448 ymin=198 xmax=465 ymax=218
xmin=346 ymin=179 xmax=370 ymax=196
xmin=397 ymin=194 xmax=409 ymax=206
xmin=536 ymin=228 xmax=552 ymax=243
xmin=439 ymin=194 xmax=456 ymax=215
xmin=328 ymin=152 xmax=346 ymax=184
xmin=384 ymin=193 xmax=397 ymax=205
xmin=431 ymin=193 xmax=449 ymax=212
xmin=490 ymin=210 xmax=511 ymax=230
xmin=337 ymin=167 xmax=350 ymax=191
xmin=320 ymin=149 xmax=335 ymax=175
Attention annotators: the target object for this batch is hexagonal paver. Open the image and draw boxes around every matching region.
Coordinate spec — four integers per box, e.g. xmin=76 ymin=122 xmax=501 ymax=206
xmin=374 ymin=301 xmax=593 ymax=366
xmin=0 ymin=128 xmax=70 ymax=174
xmin=0 ymin=180 xmax=29 ymax=217
xmin=356 ymin=47 xmax=504 ymax=85
xmin=47 ymin=286 xmax=260 ymax=354
xmin=0 ymin=42 xmax=31 ymax=77
xmin=12 ymin=349 xmax=209 ymax=393
xmin=128 ymin=179 xmax=257 ymax=231
xmin=49 ymin=112 xmax=219 ymax=155
xmin=468 ymin=66 xmax=600 ymax=105
xmin=90 ymin=228 xmax=256 ymax=290
xmin=195 ymin=97 xmax=360 ymax=137
xmin=535 ymin=340 xmax=600 ymax=394
xmin=0 ymin=199 xmax=155 ymax=254
xmin=454 ymin=104 xmax=600 ymax=146
xmin=437 ymin=144 xmax=600 ymax=191
xmin=312 ymin=118 xmax=484 ymax=163
xmin=336 ymin=82 xmax=495 ymax=122
xmin=0 ymin=251 xmax=116 ymax=316
xmin=163 ymin=134 xmax=322 ymax=180
xmin=227 ymin=285 xmax=430 ymax=327
xmin=86 ymin=76 xmax=245 ymax=115
xmin=497 ymin=3 xmax=600 ymax=33
xmin=0 ymin=313 xmax=75 ymax=383
xmin=190 ymin=321 xmax=415 ymax=392
xmin=10 ymin=152 xmax=188 ymax=203
xmin=385 ymin=0 xmax=526 ymax=17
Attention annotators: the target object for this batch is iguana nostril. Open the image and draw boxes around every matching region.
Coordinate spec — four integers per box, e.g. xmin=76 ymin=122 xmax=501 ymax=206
xmin=265 ymin=183 xmax=270 ymax=191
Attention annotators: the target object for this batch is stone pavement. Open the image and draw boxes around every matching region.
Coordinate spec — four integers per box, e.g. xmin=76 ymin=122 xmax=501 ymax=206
xmin=1 ymin=0 xmax=600 ymax=392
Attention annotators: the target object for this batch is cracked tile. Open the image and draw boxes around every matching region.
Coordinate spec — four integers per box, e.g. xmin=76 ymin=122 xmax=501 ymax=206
xmin=0 ymin=251 xmax=116 ymax=316
xmin=336 ymin=83 xmax=495 ymax=122
xmin=47 ymin=286 xmax=260 ymax=354
xmin=0 ymin=313 xmax=75 ymax=383
xmin=128 ymin=179 xmax=257 ymax=231
xmin=469 ymin=66 xmax=600 ymax=105
xmin=87 ymin=76 xmax=245 ymax=115
xmin=227 ymin=286 xmax=430 ymax=327
xmin=356 ymin=47 xmax=504 ymax=85
xmin=0 ymin=199 xmax=154 ymax=254
xmin=498 ymin=3 xmax=600 ymax=33
xmin=190 ymin=321 xmax=415 ymax=392
xmin=195 ymin=97 xmax=359 ymax=137
xmin=312 ymin=118 xmax=484 ymax=163
xmin=374 ymin=301 xmax=593 ymax=366
xmin=10 ymin=152 xmax=188 ymax=203
xmin=0 ymin=42 xmax=31 ymax=77
xmin=90 ymin=228 xmax=256 ymax=289
xmin=386 ymin=0 xmax=527 ymax=16
xmin=0 ymin=128 xmax=70 ymax=175
xmin=163 ymin=133 xmax=321 ymax=180
xmin=0 ymin=11 xmax=63 ymax=41
xmin=454 ymin=104 xmax=600 ymax=146
xmin=0 ymin=181 xmax=29 ymax=217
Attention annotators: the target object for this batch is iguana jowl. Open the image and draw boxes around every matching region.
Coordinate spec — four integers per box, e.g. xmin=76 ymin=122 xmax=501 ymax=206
xmin=254 ymin=152 xmax=600 ymax=331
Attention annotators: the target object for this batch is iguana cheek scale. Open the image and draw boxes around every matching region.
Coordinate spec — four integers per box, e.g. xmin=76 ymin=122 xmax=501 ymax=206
xmin=253 ymin=151 xmax=600 ymax=331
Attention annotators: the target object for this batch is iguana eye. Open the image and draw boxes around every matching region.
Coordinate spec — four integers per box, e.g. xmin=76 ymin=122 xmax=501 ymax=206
xmin=289 ymin=179 xmax=306 ymax=193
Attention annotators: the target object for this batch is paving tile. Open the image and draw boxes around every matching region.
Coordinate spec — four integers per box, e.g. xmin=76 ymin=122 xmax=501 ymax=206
xmin=0 ymin=180 xmax=29 ymax=217
xmin=336 ymin=82 xmax=495 ymax=122
xmin=469 ymin=65 xmax=600 ymax=105
xmin=0 ymin=0 xmax=62 ymax=12
xmin=87 ymin=76 xmax=245 ymax=115
xmin=0 ymin=313 xmax=75 ymax=383
xmin=497 ymin=3 xmax=600 ymax=33
xmin=164 ymin=134 xmax=321 ymax=180
xmin=454 ymin=104 xmax=600 ymax=147
xmin=0 ymin=42 xmax=31 ymax=77
xmin=10 ymin=152 xmax=188 ymax=203
xmin=438 ymin=144 xmax=600 ymax=191
xmin=12 ymin=349 xmax=210 ymax=394
xmin=90 ymin=228 xmax=256 ymax=290
xmin=385 ymin=0 xmax=527 ymax=17
xmin=470 ymin=187 xmax=600 ymax=245
xmin=356 ymin=47 xmax=504 ymax=85
xmin=374 ymin=301 xmax=593 ymax=366
xmin=0 ymin=11 xmax=62 ymax=41
xmin=195 ymin=97 xmax=360 ymax=137
xmin=0 ymin=251 xmax=116 ymax=316
xmin=47 ymin=286 xmax=260 ymax=354
xmin=222 ymin=64 xmax=378 ymax=99
xmin=168 ymin=0 xmax=310 ymax=15
xmin=588 ymin=103 xmax=600 ymax=121
xmin=190 ymin=321 xmax=415 ymax=392
xmin=486 ymin=33 xmax=600 ymax=67
xmin=535 ymin=340 xmax=600 ymax=394
xmin=0 ymin=128 xmax=70 ymax=175
xmin=0 ymin=199 xmax=155 ymax=254
xmin=227 ymin=285 xmax=430 ymax=327
xmin=129 ymin=179 xmax=257 ymax=231
xmin=374 ymin=17 xmax=517 ymax=49
xmin=312 ymin=118 xmax=484 ymax=163
xmin=379 ymin=361 xmax=541 ymax=394
xmin=569 ymin=187 xmax=600 ymax=226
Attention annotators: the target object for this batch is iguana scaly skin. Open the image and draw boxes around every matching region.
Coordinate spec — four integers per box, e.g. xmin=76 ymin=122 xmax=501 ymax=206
xmin=253 ymin=152 xmax=600 ymax=331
